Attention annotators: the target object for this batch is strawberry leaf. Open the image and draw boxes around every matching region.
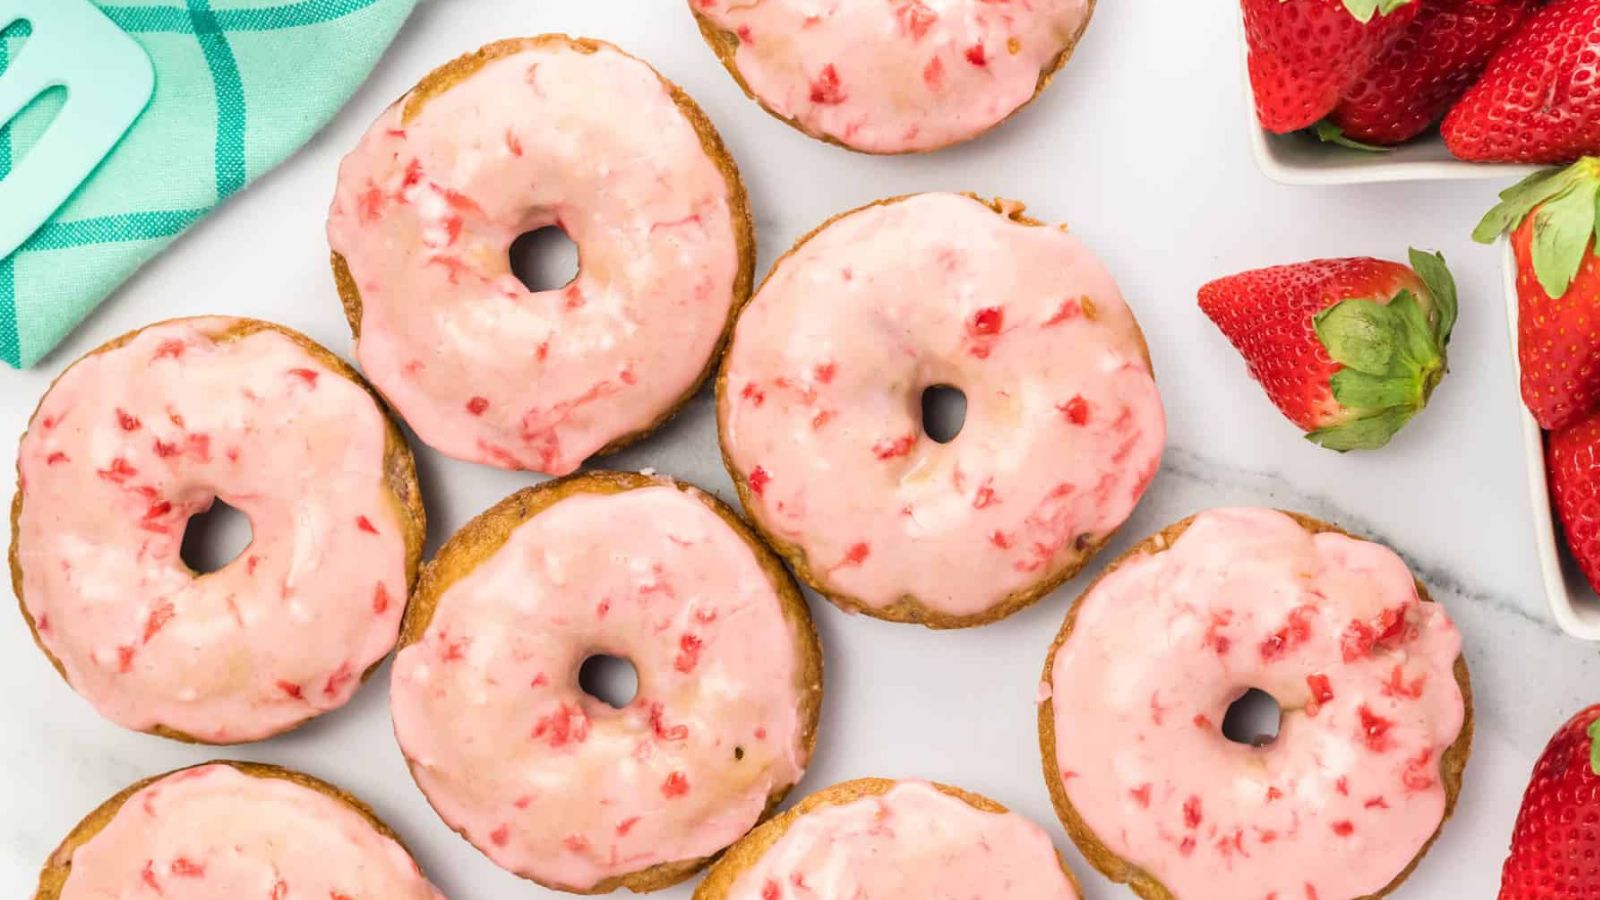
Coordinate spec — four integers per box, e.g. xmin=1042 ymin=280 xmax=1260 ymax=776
xmin=1316 ymin=299 xmax=1399 ymax=375
xmin=1307 ymin=409 xmax=1412 ymax=451
xmin=1329 ymin=369 xmax=1423 ymax=409
xmin=1473 ymin=165 xmax=1584 ymax=244
xmin=1532 ymin=179 xmax=1600 ymax=299
xmin=1313 ymin=122 xmax=1391 ymax=153
xmin=1409 ymin=249 xmax=1457 ymax=345
xmin=1591 ymin=718 xmax=1600 ymax=777
xmin=1341 ymin=0 xmax=1416 ymax=23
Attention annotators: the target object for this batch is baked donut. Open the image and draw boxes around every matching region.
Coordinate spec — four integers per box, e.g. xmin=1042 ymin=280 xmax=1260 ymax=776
xmin=390 ymin=471 xmax=823 ymax=893
xmin=718 ymin=193 xmax=1164 ymax=628
xmin=328 ymin=35 xmax=754 ymax=475
xmin=695 ymin=778 xmax=1082 ymax=899
xmin=1038 ymin=508 xmax=1472 ymax=900
xmin=35 ymin=761 xmax=442 ymax=899
xmin=10 ymin=317 xmax=423 ymax=744
xmin=691 ymin=0 xmax=1096 ymax=154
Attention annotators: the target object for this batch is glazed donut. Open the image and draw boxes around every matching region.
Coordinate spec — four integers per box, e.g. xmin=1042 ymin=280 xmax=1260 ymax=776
xmin=389 ymin=472 xmax=822 ymax=893
xmin=35 ymin=762 xmax=442 ymax=899
xmin=10 ymin=317 xmax=423 ymax=744
xmin=718 ymin=193 xmax=1165 ymax=627
xmin=1039 ymin=508 xmax=1472 ymax=900
xmin=695 ymin=778 xmax=1082 ymax=899
xmin=691 ymin=0 xmax=1095 ymax=153
xmin=328 ymin=35 xmax=754 ymax=475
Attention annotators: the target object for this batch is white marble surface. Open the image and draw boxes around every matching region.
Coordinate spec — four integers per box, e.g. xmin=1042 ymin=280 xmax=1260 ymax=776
xmin=3 ymin=1 xmax=1595 ymax=896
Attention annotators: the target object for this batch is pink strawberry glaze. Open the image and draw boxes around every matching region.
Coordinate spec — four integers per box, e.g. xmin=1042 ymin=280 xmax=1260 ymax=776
xmin=389 ymin=484 xmax=812 ymax=891
xmin=327 ymin=38 xmax=743 ymax=475
xmin=14 ymin=318 xmax=410 ymax=742
xmin=720 ymin=193 xmax=1164 ymax=619
xmin=57 ymin=765 xmax=442 ymax=899
xmin=693 ymin=0 xmax=1092 ymax=153
xmin=723 ymin=781 xmax=1080 ymax=899
xmin=1047 ymin=508 xmax=1467 ymax=898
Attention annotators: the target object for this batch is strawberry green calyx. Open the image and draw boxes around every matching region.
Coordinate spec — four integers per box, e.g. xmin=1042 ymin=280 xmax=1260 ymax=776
xmin=1307 ymin=249 xmax=1458 ymax=451
xmin=1342 ymin=0 xmax=1417 ymax=23
xmin=1474 ymin=157 xmax=1600 ymax=298
xmin=1590 ymin=717 xmax=1600 ymax=777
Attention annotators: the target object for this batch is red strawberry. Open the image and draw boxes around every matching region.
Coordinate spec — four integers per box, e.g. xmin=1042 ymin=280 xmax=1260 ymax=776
xmin=1244 ymin=0 xmax=1421 ymax=134
xmin=1473 ymin=158 xmax=1600 ymax=429
xmin=1442 ymin=0 xmax=1600 ymax=163
xmin=1327 ymin=0 xmax=1539 ymax=146
xmin=1199 ymin=251 xmax=1458 ymax=451
xmin=1499 ymin=704 xmax=1600 ymax=897
xmin=1548 ymin=408 xmax=1600 ymax=593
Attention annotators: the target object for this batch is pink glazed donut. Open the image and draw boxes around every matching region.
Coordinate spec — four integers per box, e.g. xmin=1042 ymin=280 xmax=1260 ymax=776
xmin=390 ymin=472 xmax=823 ymax=894
xmin=696 ymin=779 xmax=1082 ymax=899
xmin=328 ymin=36 xmax=754 ymax=475
xmin=10 ymin=318 xmax=424 ymax=744
xmin=1040 ymin=509 xmax=1472 ymax=900
xmin=38 ymin=762 xmax=443 ymax=899
xmin=718 ymin=193 xmax=1165 ymax=627
xmin=691 ymin=0 xmax=1096 ymax=153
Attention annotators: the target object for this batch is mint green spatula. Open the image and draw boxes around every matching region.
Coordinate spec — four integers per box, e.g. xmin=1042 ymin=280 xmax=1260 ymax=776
xmin=0 ymin=0 xmax=153 ymax=262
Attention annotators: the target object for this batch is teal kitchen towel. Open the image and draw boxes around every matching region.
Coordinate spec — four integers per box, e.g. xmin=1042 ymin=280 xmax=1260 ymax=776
xmin=0 ymin=0 xmax=417 ymax=368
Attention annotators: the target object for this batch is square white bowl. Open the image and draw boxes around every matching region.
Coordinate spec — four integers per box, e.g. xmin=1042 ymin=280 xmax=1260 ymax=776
xmin=1506 ymin=240 xmax=1600 ymax=640
xmin=1236 ymin=25 xmax=1542 ymax=186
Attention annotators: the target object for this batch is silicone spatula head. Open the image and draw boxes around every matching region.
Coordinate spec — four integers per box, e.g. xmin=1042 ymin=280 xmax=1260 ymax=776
xmin=0 ymin=0 xmax=154 ymax=261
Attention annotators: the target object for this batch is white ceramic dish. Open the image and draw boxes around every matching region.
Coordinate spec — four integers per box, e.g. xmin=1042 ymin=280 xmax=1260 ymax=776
xmin=1237 ymin=25 xmax=1540 ymax=186
xmin=1505 ymin=240 xmax=1600 ymax=640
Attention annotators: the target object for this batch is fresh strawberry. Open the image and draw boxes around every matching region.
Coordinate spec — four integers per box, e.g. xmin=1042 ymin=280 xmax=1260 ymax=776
xmin=1199 ymin=250 xmax=1458 ymax=451
xmin=1498 ymin=704 xmax=1600 ymax=897
xmin=1243 ymin=0 xmax=1421 ymax=134
xmin=1327 ymin=0 xmax=1539 ymax=146
xmin=1473 ymin=158 xmax=1600 ymax=429
xmin=1442 ymin=0 xmax=1600 ymax=163
xmin=1548 ymin=409 xmax=1600 ymax=593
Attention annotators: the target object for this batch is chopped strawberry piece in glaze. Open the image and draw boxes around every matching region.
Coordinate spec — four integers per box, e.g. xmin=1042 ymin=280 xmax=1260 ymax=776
xmin=661 ymin=771 xmax=690 ymax=798
xmin=372 ymin=583 xmax=390 ymax=615
xmin=965 ymin=43 xmax=988 ymax=66
xmin=674 ymin=633 xmax=704 ymax=673
xmin=142 ymin=602 xmax=175 ymax=643
xmin=872 ymin=434 xmax=916 ymax=459
xmin=287 ymin=368 xmax=319 ymax=387
xmin=1357 ymin=704 xmax=1395 ymax=752
xmin=169 ymin=857 xmax=205 ymax=877
xmin=116 ymin=408 xmax=142 ymax=431
xmin=356 ymin=515 xmax=379 ymax=535
xmin=1059 ymin=395 xmax=1089 ymax=425
xmin=809 ymin=64 xmax=847 ymax=105
xmin=748 ymin=466 xmax=771 ymax=496
xmin=276 ymin=680 xmax=304 ymax=700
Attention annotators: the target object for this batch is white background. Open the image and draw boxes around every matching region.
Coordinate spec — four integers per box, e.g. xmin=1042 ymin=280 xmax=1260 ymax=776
xmin=4 ymin=1 xmax=1597 ymax=896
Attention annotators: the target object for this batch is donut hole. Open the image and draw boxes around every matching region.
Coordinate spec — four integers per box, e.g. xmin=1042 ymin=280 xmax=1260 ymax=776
xmin=578 ymin=654 xmax=639 ymax=709
xmin=509 ymin=226 xmax=580 ymax=293
xmin=1221 ymin=689 xmax=1282 ymax=747
xmin=920 ymin=384 xmax=968 ymax=444
xmin=179 ymin=499 xmax=253 ymax=575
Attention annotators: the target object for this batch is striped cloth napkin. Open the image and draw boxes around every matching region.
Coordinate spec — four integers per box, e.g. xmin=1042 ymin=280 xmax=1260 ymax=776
xmin=0 ymin=0 xmax=417 ymax=369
